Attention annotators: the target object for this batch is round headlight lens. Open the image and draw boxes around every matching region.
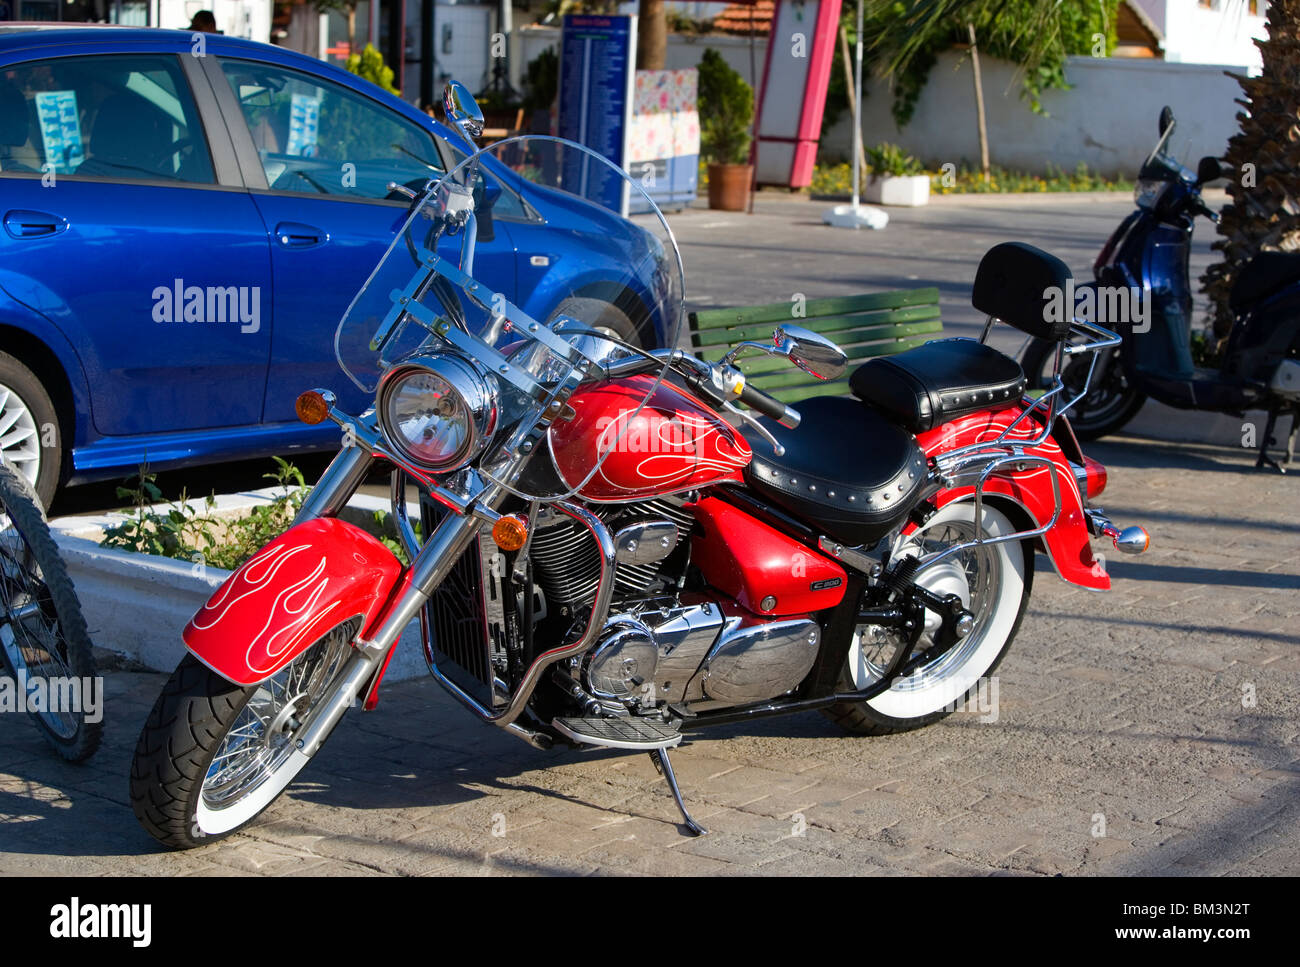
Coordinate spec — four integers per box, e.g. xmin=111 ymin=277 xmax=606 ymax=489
xmin=379 ymin=356 xmax=496 ymax=470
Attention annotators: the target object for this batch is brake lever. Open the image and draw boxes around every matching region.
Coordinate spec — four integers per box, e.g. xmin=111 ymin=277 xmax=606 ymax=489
xmin=724 ymin=400 xmax=785 ymax=457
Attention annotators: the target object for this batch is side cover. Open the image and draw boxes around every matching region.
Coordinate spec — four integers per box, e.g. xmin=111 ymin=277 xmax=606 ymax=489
xmin=915 ymin=407 xmax=1109 ymax=591
xmin=183 ymin=517 xmax=403 ymax=685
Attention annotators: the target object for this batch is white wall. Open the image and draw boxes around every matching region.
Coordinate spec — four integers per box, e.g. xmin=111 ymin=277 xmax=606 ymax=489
xmin=1135 ymin=0 xmax=1267 ymax=70
xmin=153 ymin=0 xmax=271 ymax=41
xmin=823 ymin=52 xmax=1244 ymax=177
xmin=514 ymin=26 xmax=766 ymax=96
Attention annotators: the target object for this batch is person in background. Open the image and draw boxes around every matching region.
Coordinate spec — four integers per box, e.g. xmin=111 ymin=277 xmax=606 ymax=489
xmin=188 ymin=10 xmax=219 ymax=33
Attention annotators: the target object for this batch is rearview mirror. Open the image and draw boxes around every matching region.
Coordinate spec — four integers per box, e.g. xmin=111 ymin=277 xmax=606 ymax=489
xmin=1196 ymin=156 xmax=1229 ymax=185
xmin=1158 ymin=106 xmax=1175 ymax=137
xmin=775 ymin=325 xmax=847 ymax=380
xmin=443 ymin=80 xmax=484 ymax=144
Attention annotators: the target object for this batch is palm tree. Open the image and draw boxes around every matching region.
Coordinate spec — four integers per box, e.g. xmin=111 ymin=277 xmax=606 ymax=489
xmin=1201 ymin=0 xmax=1300 ymax=342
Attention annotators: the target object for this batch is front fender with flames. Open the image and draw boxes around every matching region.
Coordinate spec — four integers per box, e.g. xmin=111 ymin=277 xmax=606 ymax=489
xmin=915 ymin=408 xmax=1109 ymax=591
xmin=183 ymin=518 xmax=404 ymax=686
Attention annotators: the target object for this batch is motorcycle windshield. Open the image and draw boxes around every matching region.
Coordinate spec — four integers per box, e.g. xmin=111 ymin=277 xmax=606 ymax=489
xmin=336 ymin=136 xmax=685 ymax=500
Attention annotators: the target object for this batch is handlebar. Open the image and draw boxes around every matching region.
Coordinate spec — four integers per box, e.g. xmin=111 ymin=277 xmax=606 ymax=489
xmin=601 ymin=347 xmax=802 ymax=430
xmin=738 ymin=380 xmax=801 ymax=429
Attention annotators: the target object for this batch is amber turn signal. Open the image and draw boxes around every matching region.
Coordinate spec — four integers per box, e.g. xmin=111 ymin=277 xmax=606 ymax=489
xmin=295 ymin=391 xmax=330 ymax=425
xmin=492 ymin=515 xmax=528 ymax=552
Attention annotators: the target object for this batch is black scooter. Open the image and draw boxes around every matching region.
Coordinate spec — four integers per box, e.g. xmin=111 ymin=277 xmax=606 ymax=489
xmin=1021 ymin=107 xmax=1300 ymax=470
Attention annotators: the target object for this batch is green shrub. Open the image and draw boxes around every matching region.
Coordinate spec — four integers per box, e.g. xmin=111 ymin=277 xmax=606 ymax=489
xmin=346 ymin=43 xmax=399 ymax=96
xmin=698 ymin=48 xmax=754 ymax=165
xmin=866 ymin=143 xmax=923 ymax=177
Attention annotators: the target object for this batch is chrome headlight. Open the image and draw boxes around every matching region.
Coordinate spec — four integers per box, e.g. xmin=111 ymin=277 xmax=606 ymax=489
xmin=377 ymin=354 xmax=497 ymax=471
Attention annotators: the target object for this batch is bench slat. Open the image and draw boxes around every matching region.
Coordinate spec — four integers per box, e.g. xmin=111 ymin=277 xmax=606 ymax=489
xmin=693 ymin=309 xmax=942 ymax=351
xmin=690 ymin=287 xmax=941 ymax=330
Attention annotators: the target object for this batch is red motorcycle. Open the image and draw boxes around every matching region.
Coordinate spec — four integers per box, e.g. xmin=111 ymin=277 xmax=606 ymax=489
xmin=130 ymin=88 xmax=1148 ymax=847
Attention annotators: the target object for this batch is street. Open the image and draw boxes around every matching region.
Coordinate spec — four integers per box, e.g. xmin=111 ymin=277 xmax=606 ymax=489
xmin=3 ymin=192 xmax=1297 ymax=876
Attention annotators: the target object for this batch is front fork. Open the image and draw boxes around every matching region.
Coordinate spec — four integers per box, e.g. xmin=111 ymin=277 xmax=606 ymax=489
xmin=289 ymin=443 xmax=487 ymax=756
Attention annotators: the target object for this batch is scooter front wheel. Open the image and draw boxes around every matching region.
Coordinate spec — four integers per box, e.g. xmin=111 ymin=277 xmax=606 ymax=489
xmin=1021 ymin=337 xmax=1146 ymax=440
xmin=129 ymin=618 xmax=357 ymax=849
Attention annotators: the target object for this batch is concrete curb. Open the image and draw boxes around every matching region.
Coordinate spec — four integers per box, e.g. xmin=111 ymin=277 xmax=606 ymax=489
xmin=48 ymin=489 xmax=429 ymax=683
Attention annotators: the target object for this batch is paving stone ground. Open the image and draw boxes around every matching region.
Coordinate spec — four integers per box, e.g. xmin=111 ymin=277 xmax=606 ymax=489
xmin=4 ymin=429 xmax=1295 ymax=877
xmin=3 ymin=194 xmax=1297 ymax=876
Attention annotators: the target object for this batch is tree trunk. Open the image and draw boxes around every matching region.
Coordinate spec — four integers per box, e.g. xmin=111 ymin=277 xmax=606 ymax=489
xmin=637 ymin=0 xmax=667 ymax=70
xmin=1202 ymin=0 xmax=1300 ymax=343
xmin=968 ymin=23 xmax=990 ymax=184
xmin=840 ymin=26 xmax=867 ymax=187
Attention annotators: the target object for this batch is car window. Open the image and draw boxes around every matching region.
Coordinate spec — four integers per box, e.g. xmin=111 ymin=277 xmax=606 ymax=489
xmin=441 ymin=144 xmax=530 ymax=222
xmin=219 ymin=59 xmax=443 ymax=200
xmin=0 ymin=54 xmax=215 ymax=184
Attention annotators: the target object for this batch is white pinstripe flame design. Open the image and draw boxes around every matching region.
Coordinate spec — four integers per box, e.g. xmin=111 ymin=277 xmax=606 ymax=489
xmin=595 ymin=410 xmax=750 ymax=491
xmin=191 ymin=543 xmax=340 ymax=677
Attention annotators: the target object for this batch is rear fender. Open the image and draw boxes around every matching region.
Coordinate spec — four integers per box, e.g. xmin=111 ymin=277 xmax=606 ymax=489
xmin=915 ymin=407 xmax=1108 ymax=590
xmin=183 ymin=518 xmax=404 ymax=686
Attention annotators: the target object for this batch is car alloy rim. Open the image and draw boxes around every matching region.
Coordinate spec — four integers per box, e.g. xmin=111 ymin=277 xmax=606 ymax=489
xmin=0 ymin=382 xmax=41 ymax=489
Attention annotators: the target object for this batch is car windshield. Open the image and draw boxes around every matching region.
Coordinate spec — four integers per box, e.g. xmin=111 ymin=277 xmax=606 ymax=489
xmin=336 ymin=135 xmax=686 ymax=501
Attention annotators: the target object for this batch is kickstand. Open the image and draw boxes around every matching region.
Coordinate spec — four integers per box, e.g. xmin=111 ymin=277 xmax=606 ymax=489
xmin=649 ymin=748 xmax=707 ymax=836
xmin=1256 ymin=407 xmax=1297 ymax=473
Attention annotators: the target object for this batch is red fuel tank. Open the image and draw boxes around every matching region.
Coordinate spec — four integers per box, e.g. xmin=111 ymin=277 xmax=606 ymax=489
xmin=550 ymin=375 xmax=752 ymax=502
xmin=690 ymin=495 xmax=847 ymax=616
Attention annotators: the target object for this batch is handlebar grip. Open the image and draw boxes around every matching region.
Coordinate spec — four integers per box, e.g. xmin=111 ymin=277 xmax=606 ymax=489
xmin=738 ymin=381 xmax=801 ymax=429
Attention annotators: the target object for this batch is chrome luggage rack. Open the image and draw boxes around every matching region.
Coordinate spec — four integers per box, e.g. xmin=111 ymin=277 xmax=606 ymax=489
xmin=907 ymin=316 xmax=1122 ymax=576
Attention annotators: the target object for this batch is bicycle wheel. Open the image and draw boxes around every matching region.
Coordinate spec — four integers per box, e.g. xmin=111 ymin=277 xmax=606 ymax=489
xmin=0 ymin=459 xmax=101 ymax=762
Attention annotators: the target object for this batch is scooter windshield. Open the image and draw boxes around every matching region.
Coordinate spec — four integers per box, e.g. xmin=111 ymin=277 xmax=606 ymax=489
xmin=335 ymin=136 xmax=686 ymax=501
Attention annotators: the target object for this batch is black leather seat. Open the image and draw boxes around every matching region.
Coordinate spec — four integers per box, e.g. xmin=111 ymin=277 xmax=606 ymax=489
xmin=848 ymin=338 xmax=1026 ymax=435
xmin=741 ymin=396 xmax=928 ymax=547
xmin=1230 ymin=251 xmax=1300 ymax=313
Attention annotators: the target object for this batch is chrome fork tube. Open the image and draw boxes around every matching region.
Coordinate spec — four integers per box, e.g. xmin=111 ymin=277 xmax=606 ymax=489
xmin=294 ymin=445 xmax=375 ymax=524
xmin=293 ymin=503 xmax=485 ymax=757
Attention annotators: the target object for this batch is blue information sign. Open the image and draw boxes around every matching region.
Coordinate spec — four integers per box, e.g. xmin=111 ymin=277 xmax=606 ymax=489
xmin=558 ymin=14 xmax=636 ymax=216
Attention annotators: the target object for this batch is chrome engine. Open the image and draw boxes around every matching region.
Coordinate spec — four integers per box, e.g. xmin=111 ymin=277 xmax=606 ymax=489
xmin=582 ymin=600 xmax=821 ymax=712
xmin=531 ymin=496 xmax=823 ymax=714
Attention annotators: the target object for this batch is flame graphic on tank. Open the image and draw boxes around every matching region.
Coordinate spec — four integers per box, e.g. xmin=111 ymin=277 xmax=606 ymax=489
xmin=189 ymin=543 xmax=341 ymax=678
xmin=595 ymin=409 xmax=750 ymax=490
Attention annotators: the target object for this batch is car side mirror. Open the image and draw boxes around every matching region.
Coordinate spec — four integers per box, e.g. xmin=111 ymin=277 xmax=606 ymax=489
xmin=775 ymin=325 xmax=847 ymax=380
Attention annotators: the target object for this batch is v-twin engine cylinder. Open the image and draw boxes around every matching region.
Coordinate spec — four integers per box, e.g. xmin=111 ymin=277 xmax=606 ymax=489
xmin=583 ymin=600 xmax=822 ymax=712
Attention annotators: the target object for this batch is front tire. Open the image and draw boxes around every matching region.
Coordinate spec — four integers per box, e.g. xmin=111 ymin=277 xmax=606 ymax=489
xmin=0 ymin=459 xmax=100 ymax=761
xmin=130 ymin=620 xmax=356 ymax=849
xmin=823 ymin=500 xmax=1033 ymax=736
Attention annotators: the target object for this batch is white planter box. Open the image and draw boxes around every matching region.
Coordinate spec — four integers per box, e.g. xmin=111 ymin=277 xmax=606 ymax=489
xmin=48 ymin=490 xmax=428 ymax=682
xmin=864 ymin=174 xmax=931 ymax=207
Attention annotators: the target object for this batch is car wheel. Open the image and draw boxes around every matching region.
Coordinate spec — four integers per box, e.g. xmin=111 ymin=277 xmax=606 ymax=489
xmin=0 ymin=351 xmax=62 ymax=510
xmin=548 ymin=297 xmax=644 ymax=349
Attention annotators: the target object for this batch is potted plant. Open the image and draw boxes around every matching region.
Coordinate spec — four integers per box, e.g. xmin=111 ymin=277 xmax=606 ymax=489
xmin=698 ymin=48 xmax=754 ymax=211
xmin=864 ymin=143 xmax=930 ymax=207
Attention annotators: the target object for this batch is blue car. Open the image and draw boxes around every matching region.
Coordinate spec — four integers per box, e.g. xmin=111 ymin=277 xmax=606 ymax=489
xmin=0 ymin=25 xmax=667 ymax=507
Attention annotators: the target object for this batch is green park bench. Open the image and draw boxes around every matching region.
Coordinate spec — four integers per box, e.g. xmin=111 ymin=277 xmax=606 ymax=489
xmin=688 ymin=287 xmax=943 ymax=404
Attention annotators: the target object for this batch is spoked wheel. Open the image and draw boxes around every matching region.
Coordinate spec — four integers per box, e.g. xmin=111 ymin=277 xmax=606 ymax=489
xmin=1021 ymin=338 xmax=1145 ymax=441
xmin=823 ymin=500 xmax=1033 ymax=735
xmin=130 ymin=617 xmax=359 ymax=849
xmin=0 ymin=460 xmax=100 ymax=761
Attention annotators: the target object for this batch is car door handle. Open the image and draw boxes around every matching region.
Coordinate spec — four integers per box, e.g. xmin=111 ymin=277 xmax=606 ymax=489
xmin=274 ymin=222 xmax=328 ymax=248
xmin=3 ymin=210 xmax=68 ymax=239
